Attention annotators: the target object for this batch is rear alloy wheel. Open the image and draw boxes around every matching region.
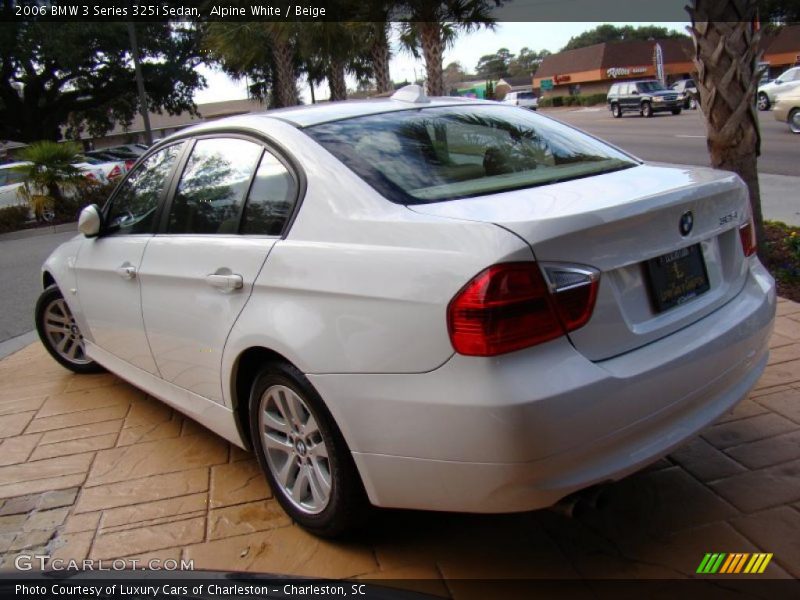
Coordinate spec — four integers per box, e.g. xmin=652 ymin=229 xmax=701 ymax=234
xmin=249 ymin=362 xmax=369 ymax=537
xmin=35 ymin=285 xmax=104 ymax=374
xmin=641 ymin=102 xmax=653 ymax=118
xmin=757 ymin=92 xmax=770 ymax=111
xmin=611 ymin=103 xmax=622 ymax=118
xmin=790 ymin=109 xmax=800 ymax=134
xmin=671 ymin=108 xmax=682 ymax=115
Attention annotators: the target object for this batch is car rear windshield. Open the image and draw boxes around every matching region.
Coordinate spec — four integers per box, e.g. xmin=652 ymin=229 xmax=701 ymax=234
xmin=305 ymin=105 xmax=637 ymax=204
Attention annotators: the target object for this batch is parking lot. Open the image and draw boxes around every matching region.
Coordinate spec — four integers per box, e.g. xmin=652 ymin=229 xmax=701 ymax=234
xmin=545 ymin=106 xmax=796 ymax=176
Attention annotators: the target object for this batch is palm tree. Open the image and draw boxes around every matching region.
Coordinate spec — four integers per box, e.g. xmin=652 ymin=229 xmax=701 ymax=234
xmin=398 ymin=0 xmax=500 ymax=96
xmin=355 ymin=3 xmax=397 ymax=94
xmin=302 ymin=23 xmax=374 ymax=102
xmin=687 ymin=0 xmax=765 ymax=255
xmin=204 ymin=22 xmax=300 ymax=108
xmin=14 ymin=141 xmax=85 ymax=222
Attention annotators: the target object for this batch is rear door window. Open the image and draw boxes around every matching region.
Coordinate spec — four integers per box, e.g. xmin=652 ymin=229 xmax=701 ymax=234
xmin=167 ymin=138 xmax=262 ymax=234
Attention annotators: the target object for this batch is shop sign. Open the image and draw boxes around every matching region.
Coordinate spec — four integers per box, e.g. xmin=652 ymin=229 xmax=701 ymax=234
xmin=553 ymin=74 xmax=571 ymax=84
xmin=605 ymin=66 xmax=648 ymax=78
xmin=541 ymin=79 xmax=554 ymax=90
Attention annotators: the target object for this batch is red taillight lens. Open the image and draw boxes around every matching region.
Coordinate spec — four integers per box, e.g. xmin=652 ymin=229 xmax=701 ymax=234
xmin=447 ymin=262 xmax=598 ymax=357
xmin=739 ymin=220 xmax=757 ymax=257
xmin=108 ymin=165 xmax=121 ymax=180
xmin=125 ymin=159 xmax=135 ymax=170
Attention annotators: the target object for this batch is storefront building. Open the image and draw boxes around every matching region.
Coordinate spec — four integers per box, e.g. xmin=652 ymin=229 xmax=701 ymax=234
xmin=533 ymin=25 xmax=800 ymax=98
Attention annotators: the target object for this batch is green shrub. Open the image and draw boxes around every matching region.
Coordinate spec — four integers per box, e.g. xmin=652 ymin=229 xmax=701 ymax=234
xmin=0 ymin=204 xmax=31 ymax=234
xmin=539 ymin=93 xmax=608 ymax=108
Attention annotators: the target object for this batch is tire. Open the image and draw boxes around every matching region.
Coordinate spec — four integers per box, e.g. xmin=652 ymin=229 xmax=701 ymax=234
xmin=757 ymin=92 xmax=770 ymax=111
xmin=672 ymin=108 xmax=682 ymax=115
xmin=641 ymin=101 xmax=653 ymax=118
xmin=248 ymin=361 xmax=369 ymax=537
xmin=790 ymin=109 xmax=800 ymax=134
xmin=611 ymin=103 xmax=621 ymax=118
xmin=35 ymin=285 xmax=104 ymax=374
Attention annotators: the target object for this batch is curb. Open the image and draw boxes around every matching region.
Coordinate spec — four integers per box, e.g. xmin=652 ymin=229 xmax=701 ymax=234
xmin=0 ymin=330 xmax=38 ymax=361
xmin=0 ymin=222 xmax=77 ymax=242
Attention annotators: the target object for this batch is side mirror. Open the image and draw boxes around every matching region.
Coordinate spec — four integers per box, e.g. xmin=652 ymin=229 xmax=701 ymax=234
xmin=78 ymin=204 xmax=102 ymax=237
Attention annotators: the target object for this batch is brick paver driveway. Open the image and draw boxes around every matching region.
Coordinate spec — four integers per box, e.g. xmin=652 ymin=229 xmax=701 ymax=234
xmin=1 ymin=300 xmax=799 ymax=591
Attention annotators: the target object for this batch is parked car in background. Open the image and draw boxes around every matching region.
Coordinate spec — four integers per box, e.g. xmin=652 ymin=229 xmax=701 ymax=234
xmin=669 ymin=78 xmax=699 ymax=110
xmin=502 ymin=91 xmax=538 ymax=110
xmin=106 ymin=143 xmax=148 ymax=156
xmin=37 ymin=86 xmax=775 ymax=537
xmin=772 ymin=86 xmax=800 ymax=134
xmin=0 ymin=162 xmax=29 ymax=210
xmin=73 ymin=155 xmax=127 ymax=184
xmin=757 ymin=66 xmax=800 ymax=110
xmin=607 ymin=80 xmax=683 ymax=117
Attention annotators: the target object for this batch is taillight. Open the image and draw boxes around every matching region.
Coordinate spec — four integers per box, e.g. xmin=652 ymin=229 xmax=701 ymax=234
xmin=108 ymin=165 xmax=121 ymax=180
xmin=447 ymin=262 xmax=598 ymax=357
xmin=739 ymin=219 xmax=757 ymax=257
xmin=125 ymin=159 xmax=135 ymax=170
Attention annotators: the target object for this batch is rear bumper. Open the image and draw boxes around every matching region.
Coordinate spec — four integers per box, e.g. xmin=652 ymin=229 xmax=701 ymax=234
xmin=309 ymin=260 xmax=775 ymax=513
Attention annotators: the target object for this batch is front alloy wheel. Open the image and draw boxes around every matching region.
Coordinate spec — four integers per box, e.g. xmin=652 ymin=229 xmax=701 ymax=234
xmin=641 ymin=102 xmax=653 ymax=118
xmin=35 ymin=285 xmax=104 ymax=374
xmin=249 ymin=362 xmax=369 ymax=537
xmin=790 ymin=109 xmax=800 ymax=134
xmin=611 ymin=103 xmax=621 ymax=118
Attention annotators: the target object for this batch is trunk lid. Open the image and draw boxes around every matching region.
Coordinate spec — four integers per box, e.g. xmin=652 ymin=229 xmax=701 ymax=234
xmin=409 ymin=164 xmax=752 ymax=361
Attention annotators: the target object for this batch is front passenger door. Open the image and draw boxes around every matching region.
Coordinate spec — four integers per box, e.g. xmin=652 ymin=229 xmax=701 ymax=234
xmin=138 ymin=136 xmax=299 ymax=403
xmin=75 ymin=143 xmax=184 ymax=374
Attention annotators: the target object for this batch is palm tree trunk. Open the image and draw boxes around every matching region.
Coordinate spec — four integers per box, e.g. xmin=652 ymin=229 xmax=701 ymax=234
xmin=688 ymin=0 xmax=765 ymax=256
xmin=328 ymin=60 xmax=347 ymax=101
xmin=271 ymin=37 xmax=297 ymax=108
xmin=418 ymin=22 xmax=444 ymax=96
xmin=370 ymin=23 xmax=392 ymax=94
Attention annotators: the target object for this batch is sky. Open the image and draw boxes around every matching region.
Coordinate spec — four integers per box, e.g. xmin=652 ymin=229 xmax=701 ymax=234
xmin=193 ymin=21 xmax=689 ymax=105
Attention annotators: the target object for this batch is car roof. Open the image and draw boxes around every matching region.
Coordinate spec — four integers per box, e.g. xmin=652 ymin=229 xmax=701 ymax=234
xmin=231 ymin=95 xmax=496 ymax=129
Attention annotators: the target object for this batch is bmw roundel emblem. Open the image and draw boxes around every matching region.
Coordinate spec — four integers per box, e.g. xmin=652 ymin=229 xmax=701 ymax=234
xmin=679 ymin=211 xmax=694 ymax=236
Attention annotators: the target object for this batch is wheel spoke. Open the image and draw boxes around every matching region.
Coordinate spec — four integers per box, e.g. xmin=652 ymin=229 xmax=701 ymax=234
xmin=275 ymin=455 xmax=297 ymax=488
xmin=309 ymin=457 xmax=331 ymax=496
xmin=273 ymin=390 xmax=292 ymax=424
xmin=304 ymin=413 xmax=319 ymax=437
xmin=286 ymin=392 xmax=306 ymax=428
xmin=45 ymin=322 xmax=65 ymax=336
xmin=56 ymin=334 xmax=69 ymax=354
xmin=292 ymin=465 xmax=310 ymax=501
xmin=262 ymin=408 xmax=290 ymax=435
xmin=65 ymin=338 xmax=80 ymax=359
xmin=311 ymin=441 xmax=328 ymax=459
xmin=45 ymin=313 xmax=68 ymax=326
xmin=263 ymin=432 xmax=293 ymax=454
xmin=307 ymin=464 xmax=328 ymax=507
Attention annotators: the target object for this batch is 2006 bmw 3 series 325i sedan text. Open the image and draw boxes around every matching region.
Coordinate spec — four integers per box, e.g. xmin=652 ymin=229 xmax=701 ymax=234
xmin=36 ymin=86 xmax=775 ymax=537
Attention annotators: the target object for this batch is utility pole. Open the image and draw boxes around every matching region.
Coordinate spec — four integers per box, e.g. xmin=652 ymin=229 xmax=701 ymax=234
xmin=127 ymin=21 xmax=153 ymax=146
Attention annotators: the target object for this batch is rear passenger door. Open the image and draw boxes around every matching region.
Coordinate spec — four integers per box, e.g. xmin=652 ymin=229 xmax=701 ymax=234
xmin=138 ymin=135 xmax=299 ymax=403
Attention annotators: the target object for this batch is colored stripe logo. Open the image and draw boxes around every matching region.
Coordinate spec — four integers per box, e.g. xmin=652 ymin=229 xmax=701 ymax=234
xmin=697 ymin=553 xmax=772 ymax=574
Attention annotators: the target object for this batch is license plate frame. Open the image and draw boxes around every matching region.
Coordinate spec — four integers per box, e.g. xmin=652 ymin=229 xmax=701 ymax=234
xmin=645 ymin=243 xmax=710 ymax=313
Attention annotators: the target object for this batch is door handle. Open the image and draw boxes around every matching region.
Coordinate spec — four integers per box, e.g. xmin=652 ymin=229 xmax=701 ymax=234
xmin=205 ymin=273 xmax=243 ymax=292
xmin=116 ymin=265 xmax=136 ymax=280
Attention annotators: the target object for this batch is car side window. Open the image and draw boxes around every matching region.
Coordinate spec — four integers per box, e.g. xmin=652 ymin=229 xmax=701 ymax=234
xmin=241 ymin=151 xmax=298 ymax=235
xmin=619 ymin=83 xmax=629 ymax=95
xmin=105 ymin=143 xmax=183 ymax=235
xmin=167 ymin=138 xmax=262 ymax=234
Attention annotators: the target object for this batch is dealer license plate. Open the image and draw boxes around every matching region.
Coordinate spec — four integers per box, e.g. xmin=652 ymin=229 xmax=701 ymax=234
xmin=646 ymin=244 xmax=710 ymax=312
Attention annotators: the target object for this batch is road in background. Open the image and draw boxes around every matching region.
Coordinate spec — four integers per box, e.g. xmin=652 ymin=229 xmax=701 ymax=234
xmin=544 ymin=107 xmax=796 ymax=176
xmin=0 ymin=227 xmax=76 ymax=343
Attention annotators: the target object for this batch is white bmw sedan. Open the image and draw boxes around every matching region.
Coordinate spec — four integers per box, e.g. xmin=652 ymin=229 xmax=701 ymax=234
xmin=36 ymin=86 xmax=775 ymax=536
